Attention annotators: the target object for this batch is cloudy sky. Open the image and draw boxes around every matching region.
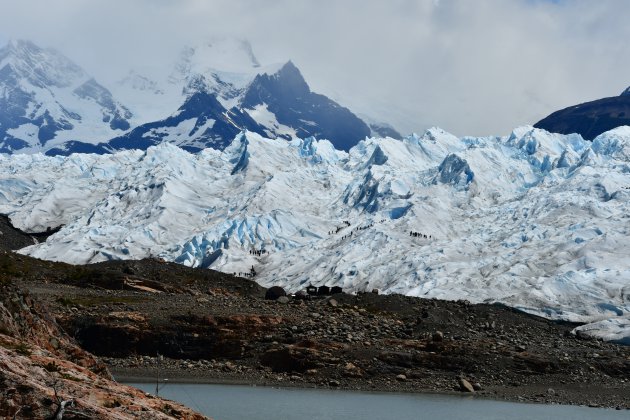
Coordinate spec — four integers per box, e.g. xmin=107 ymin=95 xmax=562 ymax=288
xmin=1 ymin=0 xmax=629 ymax=136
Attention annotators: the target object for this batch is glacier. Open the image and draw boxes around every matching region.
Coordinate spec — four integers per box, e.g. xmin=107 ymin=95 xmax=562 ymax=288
xmin=1 ymin=126 xmax=630 ymax=344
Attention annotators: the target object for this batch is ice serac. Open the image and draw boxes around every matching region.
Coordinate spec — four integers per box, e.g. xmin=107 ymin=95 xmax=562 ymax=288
xmin=241 ymin=61 xmax=371 ymax=151
xmin=226 ymin=132 xmax=249 ymax=174
xmin=0 ymin=40 xmax=132 ymax=154
xmin=591 ymin=126 xmax=630 ymax=161
xmin=434 ymin=154 xmax=473 ymax=187
xmin=1 ymin=127 xmax=630 ymax=345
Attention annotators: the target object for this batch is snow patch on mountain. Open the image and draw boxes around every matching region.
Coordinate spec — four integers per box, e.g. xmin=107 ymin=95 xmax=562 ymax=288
xmin=141 ymin=117 xmax=216 ymax=148
xmin=2 ymin=126 xmax=630 ymax=343
xmin=246 ymin=104 xmax=297 ymax=139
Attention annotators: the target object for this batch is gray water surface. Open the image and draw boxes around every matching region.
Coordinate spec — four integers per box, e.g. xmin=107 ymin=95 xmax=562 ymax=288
xmin=126 ymin=382 xmax=627 ymax=420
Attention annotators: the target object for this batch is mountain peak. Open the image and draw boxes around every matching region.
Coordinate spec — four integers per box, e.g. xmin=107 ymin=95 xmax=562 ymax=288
xmin=1 ymin=39 xmax=38 ymax=65
xmin=0 ymin=39 xmax=85 ymax=89
xmin=172 ymin=37 xmax=263 ymax=79
xmin=240 ymin=60 xmax=369 ymax=151
xmin=268 ymin=60 xmax=310 ymax=95
xmin=4 ymin=39 xmax=39 ymax=54
xmin=280 ymin=59 xmax=299 ymax=73
xmin=535 ymin=92 xmax=630 ymax=140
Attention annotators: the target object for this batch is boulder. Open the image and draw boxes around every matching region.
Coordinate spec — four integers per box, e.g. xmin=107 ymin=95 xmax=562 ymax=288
xmin=260 ymin=346 xmax=320 ymax=373
xmin=330 ymin=286 xmax=343 ymax=295
xmin=343 ymin=362 xmax=364 ymax=378
xmin=265 ymin=286 xmax=287 ymax=300
xmin=458 ymin=377 xmax=475 ymax=393
xmin=317 ymin=286 xmax=331 ymax=296
xmin=294 ymin=290 xmax=308 ymax=300
xmin=432 ymin=331 xmax=444 ymax=342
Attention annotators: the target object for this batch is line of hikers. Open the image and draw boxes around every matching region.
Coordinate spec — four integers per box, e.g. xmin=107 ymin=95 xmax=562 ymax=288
xmin=249 ymin=249 xmax=267 ymax=256
xmin=340 ymin=222 xmax=376 ymax=239
xmin=353 ymin=223 xmax=374 ymax=231
xmin=328 ymin=220 xmax=352 ymax=235
xmin=410 ymin=230 xmax=432 ymax=239
xmin=235 ymin=265 xmax=257 ymax=278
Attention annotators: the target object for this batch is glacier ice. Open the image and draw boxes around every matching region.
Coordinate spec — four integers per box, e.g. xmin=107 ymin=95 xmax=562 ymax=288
xmin=1 ymin=126 xmax=630 ymax=343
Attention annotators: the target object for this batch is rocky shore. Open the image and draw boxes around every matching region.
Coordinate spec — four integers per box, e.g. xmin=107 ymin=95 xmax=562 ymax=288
xmin=1 ymin=251 xmax=626 ymax=412
xmin=0 ymin=277 xmax=209 ymax=418
xmin=105 ymin=354 xmax=630 ymax=410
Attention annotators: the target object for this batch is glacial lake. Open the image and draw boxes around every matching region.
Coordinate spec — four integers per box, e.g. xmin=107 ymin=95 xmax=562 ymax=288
xmin=125 ymin=382 xmax=628 ymax=420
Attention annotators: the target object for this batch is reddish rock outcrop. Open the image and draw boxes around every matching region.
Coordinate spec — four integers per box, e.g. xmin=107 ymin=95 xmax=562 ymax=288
xmin=0 ymin=283 xmax=209 ymax=419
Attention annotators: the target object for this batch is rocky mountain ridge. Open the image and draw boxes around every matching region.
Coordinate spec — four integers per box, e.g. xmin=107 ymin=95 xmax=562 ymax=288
xmin=0 ymin=39 xmax=394 ymax=156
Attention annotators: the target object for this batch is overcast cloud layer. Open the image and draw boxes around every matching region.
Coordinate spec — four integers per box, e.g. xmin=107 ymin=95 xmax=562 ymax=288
xmin=1 ymin=0 xmax=629 ymax=136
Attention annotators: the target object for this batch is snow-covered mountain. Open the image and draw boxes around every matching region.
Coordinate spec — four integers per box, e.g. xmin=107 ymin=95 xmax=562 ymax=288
xmin=102 ymin=40 xmax=372 ymax=153
xmin=1 ymin=38 xmax=378 ymax=155
xmin=0 ymin=40 xmax=132 ymax=154
xmin=1 ymin=126 xmax=629 ymax=344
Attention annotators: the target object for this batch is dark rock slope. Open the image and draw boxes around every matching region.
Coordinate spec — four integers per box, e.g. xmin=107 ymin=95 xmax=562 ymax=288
xmin=535 ymin=90 xmax=630 ymax=140
xmin=0 ymin=215 xmax=35 ymax=250
xmin=0 ymin=215 xmax=62 ymax=251
xmin=241 ymin=61 xmax=371 ymax=151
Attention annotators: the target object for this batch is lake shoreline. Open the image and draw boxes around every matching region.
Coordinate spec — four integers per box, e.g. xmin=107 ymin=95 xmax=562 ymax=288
xmin=124 ymin=381 xmax=630 ymax=420
xmin=107 ymin=361 xmax=630 ymax=410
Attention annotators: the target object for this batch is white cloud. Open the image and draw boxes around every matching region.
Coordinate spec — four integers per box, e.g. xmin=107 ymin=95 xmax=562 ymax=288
xmin=0 ymin=0 xmax=629 ymax=136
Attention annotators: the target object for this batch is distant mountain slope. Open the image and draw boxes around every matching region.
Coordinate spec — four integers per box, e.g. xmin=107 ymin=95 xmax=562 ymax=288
xmin=0 ymin=40 xmax=132 ymax=154
xmin=104 ymin=89 xmax=268 ymax=153
xmin=95 ymin=61 xmax=371 ymax=154
xmin=1 ymin=39 xmax=385 ymax=155
xmin=534 ymin=89 xmax=630 ymax=140
xmin=241 ymin=61 xmax=371 ymax=151
xmin=359 ymin=113 xmax=403 ymax=139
